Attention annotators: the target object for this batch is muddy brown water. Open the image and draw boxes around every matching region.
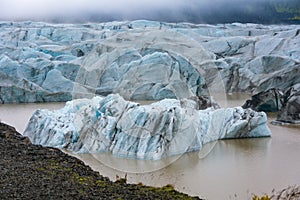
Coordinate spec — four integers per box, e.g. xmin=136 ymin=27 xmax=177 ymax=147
xmin=0 ymin=94 xmax=299 ymax=200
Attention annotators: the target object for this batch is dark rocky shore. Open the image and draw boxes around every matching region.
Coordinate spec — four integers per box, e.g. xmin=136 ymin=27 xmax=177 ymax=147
xmin=0 ymin=122 xmax=201 ymax=200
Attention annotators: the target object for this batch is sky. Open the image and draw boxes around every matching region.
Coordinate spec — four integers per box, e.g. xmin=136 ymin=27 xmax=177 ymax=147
xmin=0 ymin=0 xmax=298 ymax=24
xmin=0 ymin=0 xmax=195 ymax=20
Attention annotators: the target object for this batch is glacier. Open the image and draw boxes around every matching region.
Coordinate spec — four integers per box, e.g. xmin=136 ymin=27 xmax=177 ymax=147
xmin=23 ymin=94 xmax=271 ymax=160
xmin=0 ymin=20 xmax=300 ymax=103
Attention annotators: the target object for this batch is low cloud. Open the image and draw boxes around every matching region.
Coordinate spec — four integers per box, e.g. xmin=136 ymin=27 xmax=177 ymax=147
xmin=0 ymin=0 xmax=196 ymax=21
xmin=0 ymin=0 xmax=296 ymax=24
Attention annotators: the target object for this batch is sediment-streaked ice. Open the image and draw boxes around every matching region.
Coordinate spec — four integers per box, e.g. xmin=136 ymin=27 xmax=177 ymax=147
xmin=1 ymin=20 xmax=299 ymax=103
xmin=24 ymin=94 xmax=271 ymax=160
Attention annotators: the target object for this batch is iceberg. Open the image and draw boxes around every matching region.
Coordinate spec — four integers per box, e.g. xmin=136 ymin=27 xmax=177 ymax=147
xmin=243 ymin=84 xmax=300 ymax=125
xmin=277 ymin=84 xmax=300 ymax=124
xmin=24 ymin=94 xmax=271 ymax=160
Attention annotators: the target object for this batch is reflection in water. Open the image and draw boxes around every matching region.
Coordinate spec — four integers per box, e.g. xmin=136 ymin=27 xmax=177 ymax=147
xmin=0 ymin=95 xmax=299 ymax=199
xmin=85 ymin=152 xmax=182 ymax=174
xmin=198 ymin=141 xmax=218 ymax=160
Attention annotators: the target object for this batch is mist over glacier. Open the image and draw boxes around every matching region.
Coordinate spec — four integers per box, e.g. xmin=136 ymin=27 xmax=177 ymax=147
xmin=0 ymin=0 xmax=299 ymax=24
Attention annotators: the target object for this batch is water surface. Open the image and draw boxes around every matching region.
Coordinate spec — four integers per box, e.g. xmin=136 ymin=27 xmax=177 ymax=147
xmin=0 ymin=102 xmax=64 ymax=133
xmin=0 ymin=96 xmax=299 ymax=199
xmin=70 ymin=118 xmax=300 ymax=200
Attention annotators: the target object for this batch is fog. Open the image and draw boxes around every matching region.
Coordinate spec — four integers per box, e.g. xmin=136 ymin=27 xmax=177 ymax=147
xmin=0 ymin=0 xmax=298 ymax=24
xmin=1 ymin=0 xmax=196 ymax=21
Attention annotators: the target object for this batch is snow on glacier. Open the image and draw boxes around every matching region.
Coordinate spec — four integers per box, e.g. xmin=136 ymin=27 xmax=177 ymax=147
xmin=23 ymin=94 xmax=271 ymax=160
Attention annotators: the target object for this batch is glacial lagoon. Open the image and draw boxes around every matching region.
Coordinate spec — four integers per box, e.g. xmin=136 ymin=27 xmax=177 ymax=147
xmin=0 ymin=94 xmax=299 ymax=199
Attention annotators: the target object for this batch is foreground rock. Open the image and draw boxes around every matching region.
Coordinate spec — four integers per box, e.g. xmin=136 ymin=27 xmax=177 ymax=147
xmin=243 ymin=84 xmax=300 ymax=124
xmin=0 ymin=21 xmax=300 ymax=103
xmin=0 ymin=122 xmax=200 ymax=200
xmin=24 ymin=94 xmax=271 ymax=160
xmin=270 ymin=185 xmax=300 ymax=200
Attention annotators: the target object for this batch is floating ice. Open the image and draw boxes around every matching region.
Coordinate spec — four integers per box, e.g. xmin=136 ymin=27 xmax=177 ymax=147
xmin=24 ymin=94 xmax=271 ymax=160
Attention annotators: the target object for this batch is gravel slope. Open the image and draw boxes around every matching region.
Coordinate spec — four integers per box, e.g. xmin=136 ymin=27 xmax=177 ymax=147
xmin=0 ymin=122 xmax=201 ymax=200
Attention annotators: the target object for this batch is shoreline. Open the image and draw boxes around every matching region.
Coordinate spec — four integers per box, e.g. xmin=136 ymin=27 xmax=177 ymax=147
xmin=0 ymin=122 xmax=201 ymax=200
